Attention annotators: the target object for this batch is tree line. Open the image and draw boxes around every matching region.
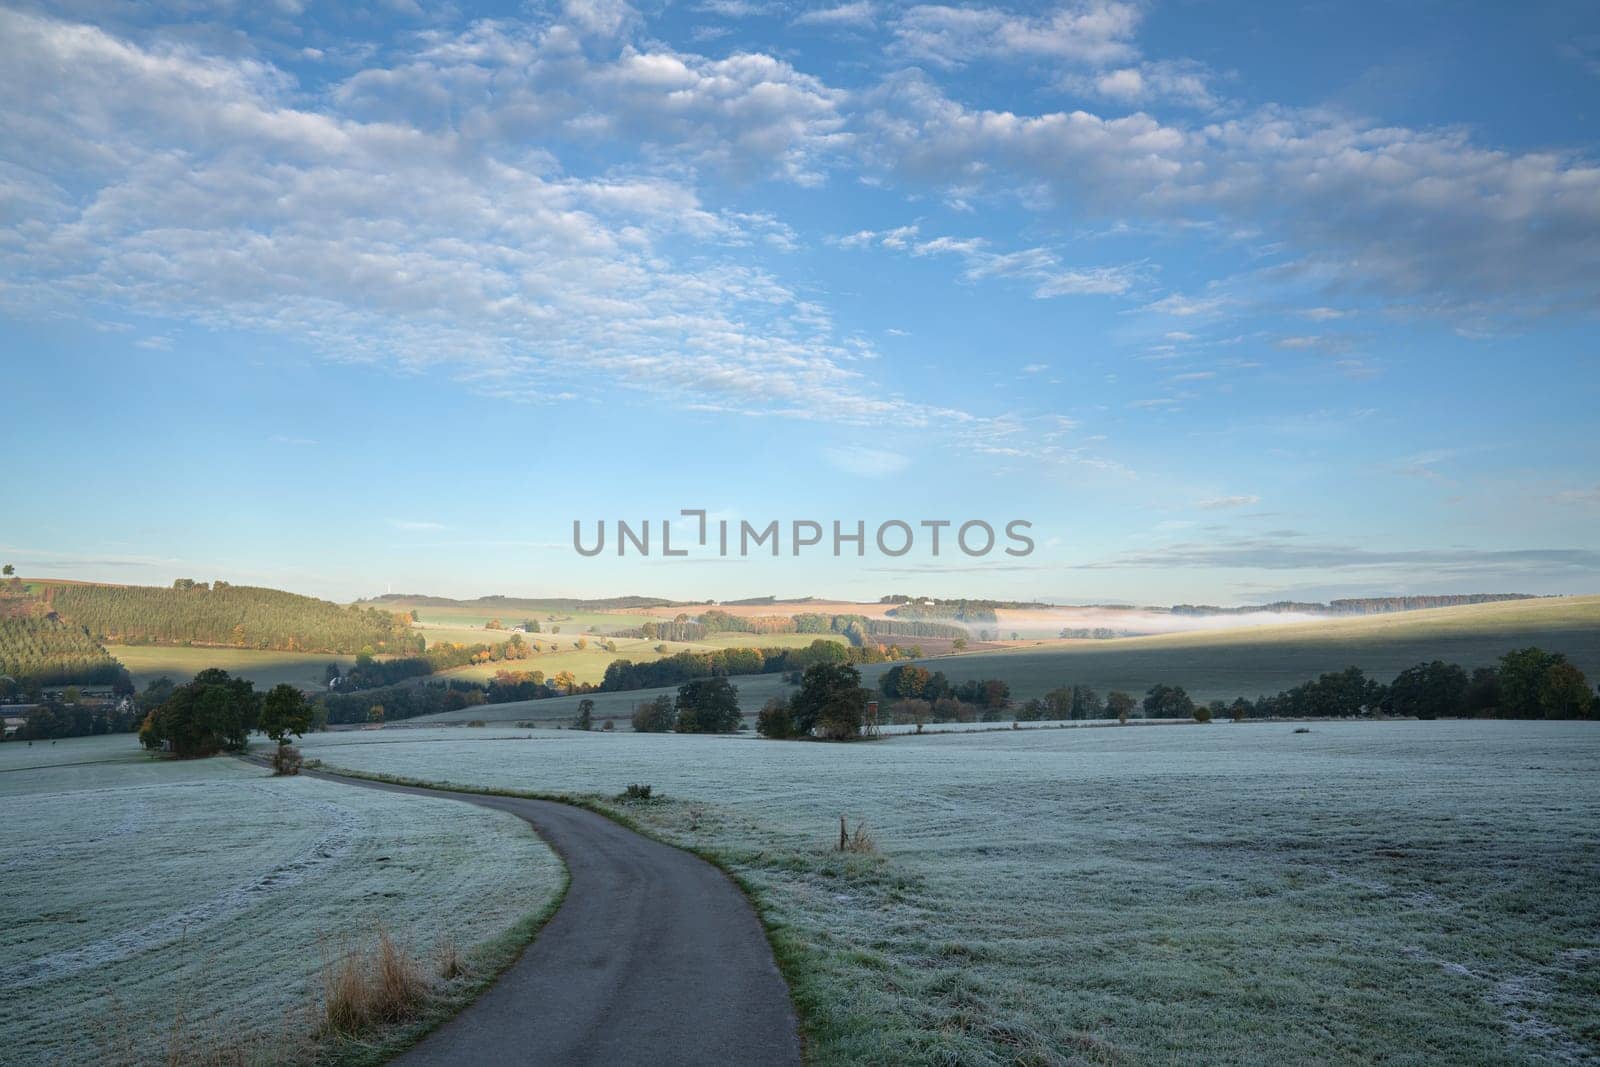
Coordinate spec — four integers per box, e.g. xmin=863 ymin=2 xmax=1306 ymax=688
xmin=1170 ymin=594 xmax=1538 ymax=616
xmin=599 ymin=638 xmax=915 ymax=694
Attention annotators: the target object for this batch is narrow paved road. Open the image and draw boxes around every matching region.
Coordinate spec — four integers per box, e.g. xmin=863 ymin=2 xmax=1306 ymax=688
xmin=309 ymin=770 xmax=802 ymax=1066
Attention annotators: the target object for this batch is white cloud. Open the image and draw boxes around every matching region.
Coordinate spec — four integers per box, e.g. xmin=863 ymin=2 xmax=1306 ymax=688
xmin=1065 ymin=59 xmax=1220 ymax=110
xmin=843 ymin=225 xmax=1139 ymax=297
xmin=793 ymin=2 xmax=876 ymax=29
xmin=331 ymin=19 xmax=849 ymax=185
xmin=892 ymin=2 xmax=1140 ymax=68
xmin=860 ymin=73 xmax=1600 ymax=314
xmin=1197 ymin=495 xmax=1260 ymax=510
xmin=0 ymin=9 xmax=919 ymax=436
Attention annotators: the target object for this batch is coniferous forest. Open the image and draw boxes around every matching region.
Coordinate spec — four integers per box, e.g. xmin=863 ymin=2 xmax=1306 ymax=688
xmin=23 ymin=580 xmax=421 ymax=656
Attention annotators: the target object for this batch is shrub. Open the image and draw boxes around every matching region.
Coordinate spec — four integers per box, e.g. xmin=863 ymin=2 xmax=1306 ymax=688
xmin=756 ymin=696 xmax=795 ymax=739
xmin=891 ymin=698 xmax=931 ymax=732
xmin=1193 ymin=705 xmax=1213 ymax=724
xmin=631 ymin=694 xmax=676 ymax=733
xmin=271 ymin=743 xmax=304 ymax=776
xmin=619 ymin=783 xmax=655 ymax=802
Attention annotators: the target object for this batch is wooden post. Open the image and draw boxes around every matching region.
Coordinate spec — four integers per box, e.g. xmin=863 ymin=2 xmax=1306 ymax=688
xmin=838 ymin=814 xmax=847 ymax=851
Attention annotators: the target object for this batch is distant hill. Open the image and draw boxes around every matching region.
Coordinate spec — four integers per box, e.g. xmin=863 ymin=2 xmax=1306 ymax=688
xmin=363 ymin=593 xmax=686 ymax=612
xmin=17 ymin=579 xmax=418 ymax=655
xmin=1169 ymin=594 xmax=1541 ymax=616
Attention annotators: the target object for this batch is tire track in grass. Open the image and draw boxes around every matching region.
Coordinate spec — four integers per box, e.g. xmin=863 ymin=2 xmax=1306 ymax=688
xmin=0 ymin=788 xmax=361 ymax=990
xmin=0 ymin=797 xmax=149 ymax=875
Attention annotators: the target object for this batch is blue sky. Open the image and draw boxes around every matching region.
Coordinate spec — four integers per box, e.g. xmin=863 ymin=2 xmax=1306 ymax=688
xmin=1 ymin=0 xmax=1597 ymax=605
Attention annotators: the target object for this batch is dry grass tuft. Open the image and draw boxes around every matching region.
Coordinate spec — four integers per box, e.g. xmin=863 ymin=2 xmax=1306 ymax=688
xmin=320 ymin=925 xmax=431 ymax=1035
xmin=434 ymin=934 xmax=469 ymax=981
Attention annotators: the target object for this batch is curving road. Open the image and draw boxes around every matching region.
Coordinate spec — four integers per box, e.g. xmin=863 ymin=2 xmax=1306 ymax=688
xmin=309 ymin=770 xmax=802 ymax=1067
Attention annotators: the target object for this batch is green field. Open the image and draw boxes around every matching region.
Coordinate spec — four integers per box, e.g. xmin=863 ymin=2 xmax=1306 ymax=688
xmin=410 ymin=595 xmax=1600 ymax=725
xmin=374 ymin=601 xmax=658 ymax=637
xmin=880 ymin=594 xmax=1600 ymax=703
xmin=416 ymin=673 xmax=800 ymax=725
xmin=430 ymin=632 xmax=848 ymax=687
xmin=108 ymin=645 xmax=353 ymax=691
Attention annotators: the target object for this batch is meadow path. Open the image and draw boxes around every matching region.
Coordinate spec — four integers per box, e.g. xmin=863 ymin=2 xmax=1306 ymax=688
xmin=303 ymin=768 xmax=802 ymax=1066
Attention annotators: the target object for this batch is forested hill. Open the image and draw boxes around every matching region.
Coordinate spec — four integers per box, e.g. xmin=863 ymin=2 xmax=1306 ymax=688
xmin=0 ymin=615 xmax=126 ymax=686
xmin=25 ymin=580 xmax=420 ymax=654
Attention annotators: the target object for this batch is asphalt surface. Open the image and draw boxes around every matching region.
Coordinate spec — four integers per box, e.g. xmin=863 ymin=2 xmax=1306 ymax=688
xmin=309 ymin=770 xmax=802 ymax=1067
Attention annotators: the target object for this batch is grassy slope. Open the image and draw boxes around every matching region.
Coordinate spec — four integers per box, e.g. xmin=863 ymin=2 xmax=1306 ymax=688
xmin=427 ymin=632 xmax=848 ymax=687
xmin=298 ymin=721 xmax=1600 ymax=1065
xmin=922 ymin=593 xmax=1600 ymax=702
xmin=0 ymin=736 xmax=563 ymax=1066
xmin=108 ymin=644 xmax=356 ymax=691
xmin=408 ymin=595 xmax=1600 ymax=724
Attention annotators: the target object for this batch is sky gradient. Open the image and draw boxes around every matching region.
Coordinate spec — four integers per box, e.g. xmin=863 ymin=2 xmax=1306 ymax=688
xmin=2 ymin=0 xmax=1597 ymax=605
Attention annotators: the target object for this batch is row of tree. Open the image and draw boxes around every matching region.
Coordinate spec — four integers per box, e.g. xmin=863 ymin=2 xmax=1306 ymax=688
xmin=629 ymin=677 xmax=744 ymax=734
xmin=1251 ymin=649 xmax=1597 ymax=720
xmin=879 ymin=664 xmax=1010 ymax=707
xmin=599 ymin=639 xmax=872 ymax=693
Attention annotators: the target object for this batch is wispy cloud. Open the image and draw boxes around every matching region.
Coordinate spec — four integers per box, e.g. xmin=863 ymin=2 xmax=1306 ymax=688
xmin=1196 ymin=495 xmax=1260 ymax=510
xmin=839 ymin=225 xmax=1139 ymax=297
xmin=793 ymin=2 xmax=876 ymax=28
xmin=822 ymin=446 xmax=911 ymax=478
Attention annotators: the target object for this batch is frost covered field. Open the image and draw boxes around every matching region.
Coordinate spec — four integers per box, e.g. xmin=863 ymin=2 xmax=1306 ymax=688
xmin=0 ymin=735 xmax=562 ymax=1065
xmin=301 ymin=721 xmax=1600 ymax=1065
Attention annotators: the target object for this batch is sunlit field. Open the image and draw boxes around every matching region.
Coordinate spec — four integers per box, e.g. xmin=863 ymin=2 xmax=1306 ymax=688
xmin=0 ymin=736 xmax=562 ymax=1065
xmin=429 ymin=632 xmax=848 ymax=687
xmin=928 ymin=595 xmax=1600 ymax=702
xmin=298 ymin=719 xmax=1600 ymax=1065
xmin=107 ymin=645 xmax=355 ymax=691
xmin=405 ymin=596 xmax=1600 ymax=725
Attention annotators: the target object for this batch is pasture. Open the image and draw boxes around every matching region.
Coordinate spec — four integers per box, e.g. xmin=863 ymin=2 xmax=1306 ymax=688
xmin=300 ymin=720 xmax=1600 ymax=1065
xmin=429 ymin=632 xmax=847 ymax=687
xmin=932 ymin=594 xmax=1600 ymax=702
xmin=407 ymin=595 xmax=1600 ymax=725
xmin=367 ymin=600 xmax=658 ymax=637
xmin=108 ymin=644 xmax=352 ymax=692
xmin=0 ymin=736 xmax=562 ymax=1065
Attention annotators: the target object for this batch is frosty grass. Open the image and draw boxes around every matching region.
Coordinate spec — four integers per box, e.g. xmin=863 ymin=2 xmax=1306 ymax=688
xmin=300 ymin=719 xmax=1600 ymax=1066
xmin=0 ymin=735 xmax=561 ymax=1065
